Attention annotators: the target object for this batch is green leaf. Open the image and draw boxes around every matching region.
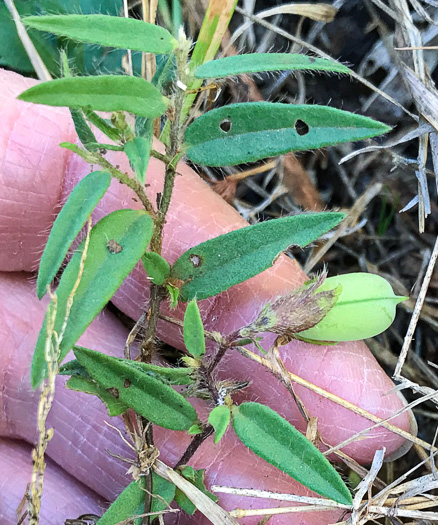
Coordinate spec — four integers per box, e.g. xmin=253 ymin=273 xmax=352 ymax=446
xmin=188 ymin=423 xmax=203 ymax=435
xmin=123 ymin=361 xmax=195 ymax=385
xmin=37 ymin=171 xmax=111 ymax=299
xmin=59 ymin=142 xmax=99 ymax=164
xmin=194 ymin=53 xmax=351 ymax=78
xmin=23 ymin=14 xmax=177 ymax=54
xmin=150 ymin=472 xmax=176 ymax=514
xmin=66 ymin=376 xmax=128 ymax=416
xmin=125 ymin=137 xmax=152 ymax=185
xmin=97 ymin=478 xmax=145 ymax=525
xmin=59 ymin=358 xmax=90 ymax=378
xmin=31 ymin=209 xmax=153 ymax=388
xmin=96 ymin=473 xmax=174 ymax=525
xmin=232 ymin=402 xmax=352 ymax=505
xmin=60 ymin=353 xmax=195 ymax=385
xmin=166 ymin=284 xmax=180 ymax=308
xmin=83 ymin=108 xmax=122 ymax=142
xmin=208 ymin=405 xmax=231 ymax=444
xmin=170 ymin=213 xmax=345 ymax=301
xmin=60 ymin=49 xmax=99 ymax=151
xmin=299 ymin=273 xmax=408 ymax=342
xmin=185 ymin=102 xmax=391 ymax=166
xmin=183 ymin=300 xmax=205 ymax=358
xmin=18 ymin=76 xmax=168 ymax=118
xmin=70 ymin=109 xmax=99 ymax=150
xmin=174 ymin=467 xmax=218 ymax=515
xmin=73 ymin=347 xmax=198 ymax=430
xmin=142 ymin=252 xmax=171 ymax=285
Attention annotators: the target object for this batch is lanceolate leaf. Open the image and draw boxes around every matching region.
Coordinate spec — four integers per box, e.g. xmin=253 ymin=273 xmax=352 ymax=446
xmin=18 ymin=76 xmax=168 ymax=118
xmin=83 ymin=108 xmax=122 ymax=142
xmin=123 ymin=361 xmax=195 ymax=385
xmin=194 ymin=53 xmax=351 ymax=78
xmin=174 ymin=467 xmax=218 ymax=515
xmin=70 ymin=108 xmax=99 ymax=150
xmin=96 ymin=474 xmax=175 ymax=525
xmin=125 ymin=136 xmax=152 ymax=184
xmin=183 ymin=300 xmax=205 ymax=358
xmin=170 ymin=213 xmax=345 ymax=301
xmin=208 ymin=405 xmax=231 ymax=444
xmin=142 ymin=252 xmax=171 ymax=285
xmin=150 ymin=473 xmax=176 ymax=514
xmin=96 ymin=478 xmax=145 ymax=525
xmin=185 ymin=102 xmax=391 ymax=166
xmin=74 ymin=347 xmax=197 ymax=431
xmin=299 ymin=273 xmax=408 ymax=342
xmin=232 ymin=402 xmax=352 ymax=505
xmin=23 ymin=15 xmax=177 ymax=54
xmin=59 ymin=354 xmax=195 ymax=385
xmin=31 ymin=210 xmax=153 ymax=388
xmin=36 ymin=171 xmax=111 ymax=299
xmin=66 ymin=376 xmax=128 ymax=417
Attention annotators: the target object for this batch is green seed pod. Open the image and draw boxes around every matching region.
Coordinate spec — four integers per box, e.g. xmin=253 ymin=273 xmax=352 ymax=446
xmin=299 ymin=273 xmax=407 ymax=342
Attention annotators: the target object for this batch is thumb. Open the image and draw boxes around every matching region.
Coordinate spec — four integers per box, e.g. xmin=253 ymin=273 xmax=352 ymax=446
xmin=0 ymin=68 xmax=415 ymax=464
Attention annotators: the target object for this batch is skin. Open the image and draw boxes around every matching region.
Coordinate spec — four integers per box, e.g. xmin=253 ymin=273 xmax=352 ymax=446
xmin=0 ymin=69 xmax=416 ymax=524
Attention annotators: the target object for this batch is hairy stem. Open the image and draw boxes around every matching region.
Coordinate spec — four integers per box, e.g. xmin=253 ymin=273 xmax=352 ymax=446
xmin=141 ymin=34 xmax=191 ymax=359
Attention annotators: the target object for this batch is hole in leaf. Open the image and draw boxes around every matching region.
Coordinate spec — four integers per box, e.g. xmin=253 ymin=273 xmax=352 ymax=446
xmin=189 ymin=254 xmax=203 ymax=267
xmin=295 ymin=119 xmax=309 ymax=136
xmin=308 ymin=56 xmax=316 ymax=63
xmin=106 ymin=387 xmax=120 ymax=398
xmin=124 ymin=378 xmax=131 ymax=388
xmin=219 ymin=118 xmax=232 ymax=133
xmin=107 ymin=239 xmax=123 ymax=254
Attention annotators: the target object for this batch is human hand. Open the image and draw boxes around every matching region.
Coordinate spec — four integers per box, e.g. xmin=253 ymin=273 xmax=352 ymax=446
xmin=0 ymin=69 xmax=415 ymax=524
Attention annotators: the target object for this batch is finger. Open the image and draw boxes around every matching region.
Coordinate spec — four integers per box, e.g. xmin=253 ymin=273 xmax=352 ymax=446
xmin=0 ymin=272 xmax=342 ymax=525
xmin=0 ymin=68 xmax=414 ymax=461
xmin=0 ymin=438 xmax=104 ymax=524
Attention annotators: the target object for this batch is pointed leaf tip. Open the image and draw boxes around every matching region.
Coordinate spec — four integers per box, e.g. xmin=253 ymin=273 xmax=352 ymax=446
xmin=186 ymin=102 xmax=391 ymax=166
xmin=171 ymin=213 xmax=345 ymax=301
xmin=232 ymin=402 xmax=352 ymax=505
xmin=18 ymin=76 xmax=168 ymax=118
xmin=37 ymin=171 xmax=111 ymax=299
xmin=23 ymin=15 xmax=177 ymax=54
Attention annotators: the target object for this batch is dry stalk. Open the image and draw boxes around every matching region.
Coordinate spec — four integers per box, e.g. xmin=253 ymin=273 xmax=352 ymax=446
xmin=394 ymin=234 xmax=438 ymax=378
xmin=236 ymin=345 xmax=432 ymax=451
xmin=3 ymin=0 xmax=51 ymax=81
xmin=153 ymin=459 xmax=239 ymax=525
xmin=27 ymin=217 xmax=92 ymax=524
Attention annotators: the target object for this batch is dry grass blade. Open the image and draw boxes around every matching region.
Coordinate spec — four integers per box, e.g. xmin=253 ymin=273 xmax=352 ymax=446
xmin=153 ymin=460 xmax=239 ymax=525
xmin=233 ymin=5 xmax=418 ymax=120
xmin=237 ymin=345 xmax=431 ymax=451
xmin=226 ymin=3 xmax=338 ymax=50
xmin=339 ymin=123 xmax=434 ymax=165
xmin=349 ymin=449 xmax=385 ymax=524
xmin=403 ymin=66 xmax=438 ymax=132
xmin=304 ymin=182 xmax=383 ymax=273
xmin=3 ymin=0 xmax=51 ymax=81
xmin=394 ymin=235 xmax=438 ymax=378
xmin=211 ymin=486 xmax=351 ymax=508
xmin=27 ymin=217 xmax=92 ymax=524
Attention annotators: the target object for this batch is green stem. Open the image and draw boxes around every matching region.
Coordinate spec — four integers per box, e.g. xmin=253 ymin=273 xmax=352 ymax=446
xmin=91 ymin=153 xmax=157 ymax=219
xmin=141 ymin=33 xmax=191 ymax=359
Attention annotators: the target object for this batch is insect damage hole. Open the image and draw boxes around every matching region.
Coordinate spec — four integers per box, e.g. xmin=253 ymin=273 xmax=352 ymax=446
xmin=219 ymin=118 xmax=232 ymax=133
xmin=106 ymin=387 xmax=120 ymax=398
xmin=107 ymin=239 xmax=123 ymax=254
xmin=295 ymin=119 xmax=309 ymax=136
xmin=189 ymin=254 xmax=203 ymax=267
